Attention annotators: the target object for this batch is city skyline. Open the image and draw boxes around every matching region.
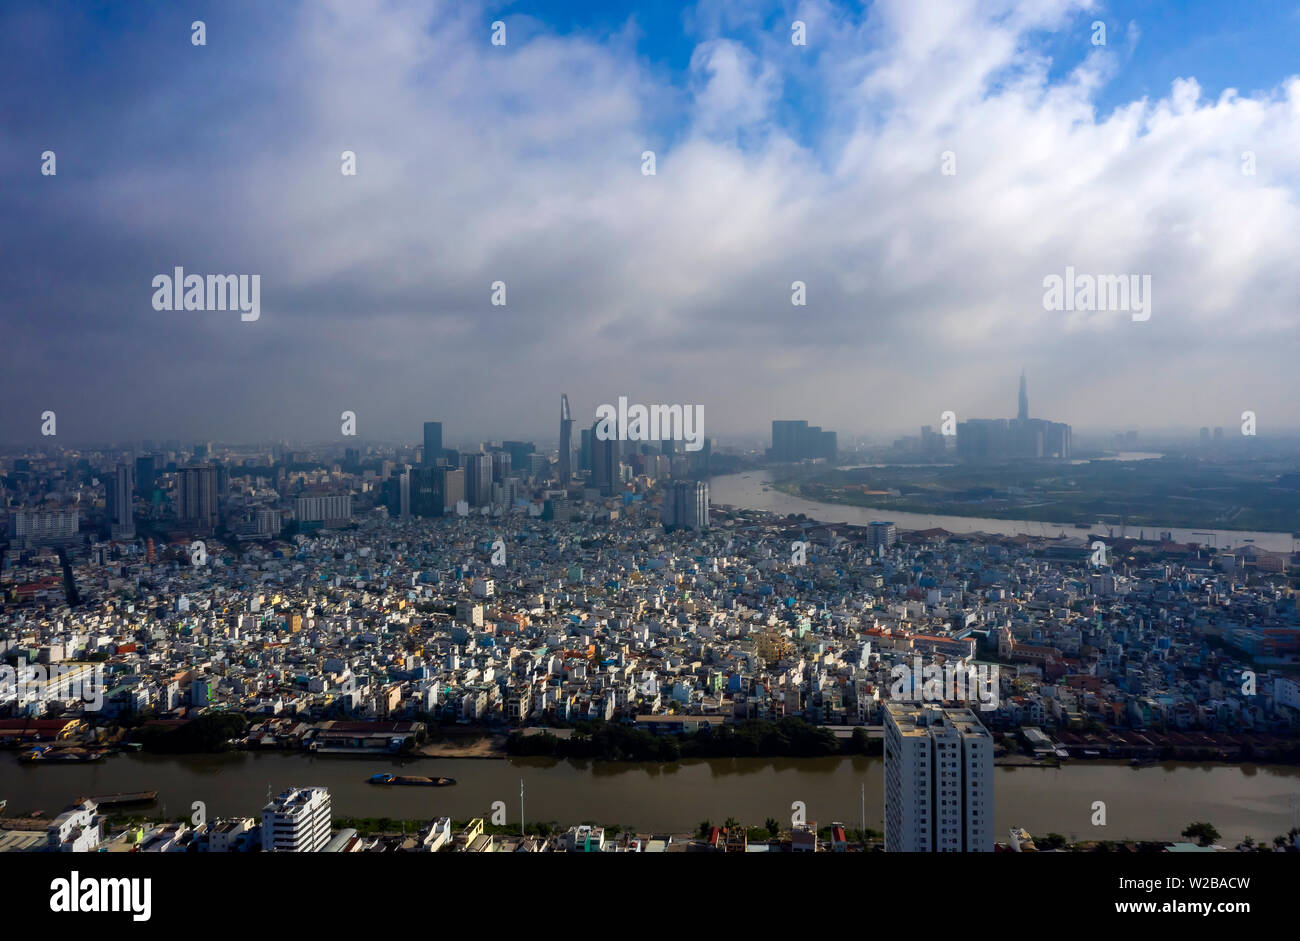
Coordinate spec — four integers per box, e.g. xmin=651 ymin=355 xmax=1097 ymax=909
xmin=0 ymin=372 xmax=1287 ymax=452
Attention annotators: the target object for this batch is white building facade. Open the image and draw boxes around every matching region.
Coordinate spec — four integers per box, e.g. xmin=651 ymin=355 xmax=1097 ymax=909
xmin=884 ymin=703 xmax=993 ymax=852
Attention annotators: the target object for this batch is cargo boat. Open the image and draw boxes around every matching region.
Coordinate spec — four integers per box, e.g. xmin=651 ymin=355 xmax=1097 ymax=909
xmin=87 ymin=791 xmax=159 ymax=808
xmin=20 ymin=746 xmax=104 ymax=763
xmin=368 ymin=772 xmax=455 ymax=787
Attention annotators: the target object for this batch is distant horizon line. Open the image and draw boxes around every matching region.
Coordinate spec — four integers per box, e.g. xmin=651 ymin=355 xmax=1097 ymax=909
xmin=1 ymin=427 xmax=1296 ymax=452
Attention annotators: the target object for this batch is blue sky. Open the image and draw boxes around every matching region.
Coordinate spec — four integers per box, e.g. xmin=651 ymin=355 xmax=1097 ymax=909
xmin=515 ymin=1 xmax=1300 ymax=145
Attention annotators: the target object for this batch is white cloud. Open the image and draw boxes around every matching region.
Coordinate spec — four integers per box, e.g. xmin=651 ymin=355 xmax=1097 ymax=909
xmin=3 ymin=0 xmax=1299 ymax=441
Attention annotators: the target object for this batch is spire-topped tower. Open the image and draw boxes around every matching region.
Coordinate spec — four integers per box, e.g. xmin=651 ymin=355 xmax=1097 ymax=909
xmin=558 ymin=394 xmax=573 ymax=484
xmin=1017 ymin=369 xmax=1028 ymax=422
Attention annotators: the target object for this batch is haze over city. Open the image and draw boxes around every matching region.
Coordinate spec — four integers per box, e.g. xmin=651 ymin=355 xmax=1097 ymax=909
xmin=4 ymin=0 xmax=1300 ymax=444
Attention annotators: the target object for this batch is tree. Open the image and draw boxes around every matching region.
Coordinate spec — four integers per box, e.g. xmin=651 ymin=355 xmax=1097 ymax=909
xmin=850 ymin=727 xmax=871 ymax=753
xmin=1181 ymin=822 xmax=1220 ymax=847
xmin=1038 ymin=832 xmax=1068 ymax=850
xmin=697 ymin=820 xmax=712 ymax=839
xmin=724 ymin=817 xmax=740 ymax=831
xmin=765 ymin=817 xmax=781 ymax=838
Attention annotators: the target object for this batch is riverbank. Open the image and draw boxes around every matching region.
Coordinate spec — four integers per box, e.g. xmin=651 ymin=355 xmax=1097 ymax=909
xmin=414 ymin=735 xmax=506 ymax=759
xmin=708 ymin=470 xmax=1297 ymax=552
xmin=767 ymin=459 xmax=1300 ymax=535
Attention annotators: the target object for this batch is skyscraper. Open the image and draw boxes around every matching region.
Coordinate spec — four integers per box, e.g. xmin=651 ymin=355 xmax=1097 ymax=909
xmin=579 ymin=428 xmax=593 ymax=473
xmin=503 ymin=440 xmax=535 ymax=471
xmin=383 ymin=469 xmax=411 ymax=518
xmin=491 ymin=449 xmax=512 ymax=482
xmin=409 ymin=466 xmax=463 ymax=517
xmin=422 ymin=422 xmax=443 ymax=466
xmin=558 ymin=393 xmax=573 ymax=485
xmin=771 ymin=420 xmax=807 ymax=462
xmin=661 ymin=480 xmax=709 ymax=532
xmin=1018 ymin=368 xmax=1029 ymax=422
xmin=591 ymin=421 xmax=619 ymax=495
xmin=884 ymin=704 xmax=993 ymax=852
xmin=134 ymin=454 xmax=156 ymax=500
xmin=461 ymin=452 xmax=493 ymax=507
xmin=108 ymin=462 xmax=135 ymax=539
xmin=177 ymin=464 xmax=219 ymax=529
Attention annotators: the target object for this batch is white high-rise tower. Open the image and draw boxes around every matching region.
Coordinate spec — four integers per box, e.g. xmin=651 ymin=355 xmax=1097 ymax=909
xmin=884 ymin=703 xmax=993 ymax=852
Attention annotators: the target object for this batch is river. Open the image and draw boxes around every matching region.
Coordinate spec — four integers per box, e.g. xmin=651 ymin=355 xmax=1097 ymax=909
xmin=709 ymin=470 xmax=1297 ymax=553
xmin=2 ymin=753 xmax=1298 ymax=842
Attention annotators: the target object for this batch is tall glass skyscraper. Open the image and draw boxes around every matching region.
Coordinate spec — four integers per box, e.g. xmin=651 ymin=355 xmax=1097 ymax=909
xmin=423 ymin=422 xmax=443 ymax=466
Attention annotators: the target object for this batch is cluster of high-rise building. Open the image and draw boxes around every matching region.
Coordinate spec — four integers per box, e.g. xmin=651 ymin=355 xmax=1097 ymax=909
xmin=955 ymin=372 xmax=1072 ymax=461
xmin=769 ymin=420 xmax=838 ymax=462
xmin=0 ymin=398 xmax=718 ymax=552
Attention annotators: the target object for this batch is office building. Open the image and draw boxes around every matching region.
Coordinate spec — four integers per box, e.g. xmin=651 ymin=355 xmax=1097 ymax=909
xmin=410 ymin=466 xmax=463 ymax=518
xmin=495 ymin=476 xmax=522 ymax=508
xmin=526 ymin=452 xmax=550 ymax=482
xmin=409 ymin=466 xmax=442 ymax=518
xmin=558 ymin=393 xmax=573 ymax=485
xmin=261 ymin=786 xmax=332 ymax=853
xmin=490 ymin=449 xmax=512 ymax=482
xmin=503 ymin=440 xmax=535 ymax=471
xmin=884 ymin=704 xmax=993 ymax=852
xmin=423 ymin=422 xmax=443 ymax=466
xmin=591 ymin=421 xmax=620 ymax=495
xmin=382 ymin=469 xmax=413 ymax=519
xmin=108 ymin=462 xmax=135 ymax=539
xmin=176 ymin=464 xmax=219 ymax=529
xmin=661 ymin=480 xmax=709 ymax=532
xmin=461 ymin=452 xmax=493 ymax=506
xmin=134 ymin=454 xmax=156 ymax=499
xmin=579 ymin=428 xmax=593 ymax=473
